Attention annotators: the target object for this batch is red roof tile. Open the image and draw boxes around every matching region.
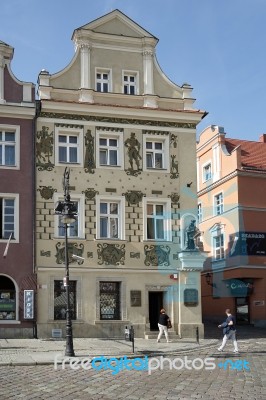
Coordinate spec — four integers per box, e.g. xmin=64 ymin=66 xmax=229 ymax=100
xmin=225 ymin=138 xmax=266 ymax=170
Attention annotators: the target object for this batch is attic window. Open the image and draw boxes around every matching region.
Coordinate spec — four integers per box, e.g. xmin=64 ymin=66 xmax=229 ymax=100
xmin=96 ymin=70 xmax=111 ymax=93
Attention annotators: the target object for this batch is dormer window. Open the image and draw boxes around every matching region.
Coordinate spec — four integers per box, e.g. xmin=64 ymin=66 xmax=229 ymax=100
xmin=123 ymin=71 xmax=138 ymax=95
xmin=96 ymin=69 xmax=111 ymax=92
xmin=203 ymin=162 xmax=212 ymax=182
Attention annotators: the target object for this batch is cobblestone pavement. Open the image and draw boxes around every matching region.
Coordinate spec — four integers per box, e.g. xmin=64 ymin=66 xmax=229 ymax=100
xmin=0 ymin=337 xmax=265 ymax=400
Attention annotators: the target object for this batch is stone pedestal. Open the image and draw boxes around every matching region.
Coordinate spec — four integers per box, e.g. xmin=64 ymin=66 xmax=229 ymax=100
xmin=177 ymin=250 xmax=208 ymax=338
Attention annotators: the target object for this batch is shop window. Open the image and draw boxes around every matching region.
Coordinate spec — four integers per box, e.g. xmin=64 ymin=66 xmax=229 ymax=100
xmin=100 ymin=281 xmax=121 ymax=320
xmin=0 ymin=276 xmax=16 ymax=320
xmin=54 ymin=280 xmax=77 ymax=320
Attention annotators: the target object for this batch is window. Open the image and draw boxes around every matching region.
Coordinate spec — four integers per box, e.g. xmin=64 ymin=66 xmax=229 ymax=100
xmin=213 ymin=234 xmax=225 ymax=260
xmin=123 ymin=72 xmax=137 ymax=95
xmin=0 ymin=126 xmax=19 ymax=168
xmin=143 ymin=135 xmax=169 ymax=171
xmin=100 ymin=202 xmax=118 ymax=239
xmin=203 ymin=163 xmax=212 ymax=181
xmin=96 ymin=70 xmax=111 ymax=92
xmin=214 ymin=193 xmax=223 ymax=215
xmin=100 ymin=138 xmax=118 ymax=166
xmin=96 ymin=130 xmax=124 ymax=169
xmin=198 ymin=203 xmax=203 ymax=223
xmin=58 ymin=135 xmax=78 ymax=163
xmin=55 ymin=128 xmax=83 ymax=166
xmin=96 ymin=196 xmax=125 ymax=240
xmin=55 ymin=127 xmax=83 ymax=165
xmin=144 ymin=198 xmax=171 ymax=241
xmin=54 ymin=194 xmax=84 ymax=239
xmin=0 ymin=195 xmax=18 ymax=240
xmin=100 ymin=281 xmax=120 ymax=320
xmin=54 ymin=280 xmax=76 ymax=320
xmin=0 ymin=277 xmax=16 ymax=321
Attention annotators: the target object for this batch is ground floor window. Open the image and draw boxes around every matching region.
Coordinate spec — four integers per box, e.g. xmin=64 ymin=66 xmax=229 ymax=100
xmin=54 ymin=280 xmax=76 ymax=320
xmin=236 ymin=297 xmax=250 ymax=324
xmin=100 ymin=281 xmax=120 ymax=320
xmin=0 ymin=276 xmax=16 ymax=320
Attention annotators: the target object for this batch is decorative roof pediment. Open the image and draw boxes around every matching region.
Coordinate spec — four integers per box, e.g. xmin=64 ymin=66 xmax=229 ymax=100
xmin=0 ymin=40 xmax=14 ymax=60
xmin=73 ymin=9 xmax=158 ymax=43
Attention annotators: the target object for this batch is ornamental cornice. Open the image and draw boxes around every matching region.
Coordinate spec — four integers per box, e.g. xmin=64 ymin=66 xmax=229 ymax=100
xmin=39 ymin=112 xmax=196 ymax=129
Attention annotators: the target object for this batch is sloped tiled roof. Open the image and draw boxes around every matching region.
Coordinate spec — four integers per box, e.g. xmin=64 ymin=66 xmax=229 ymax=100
xmin=225 ymin=138 xmax=266 ymax=170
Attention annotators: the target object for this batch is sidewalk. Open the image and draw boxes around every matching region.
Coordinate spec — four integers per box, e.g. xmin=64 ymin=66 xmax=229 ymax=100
xmin=0 ymin=337 xmax=218 ymax=366
xmin=1 ymin=323 xmax=265 ymax=366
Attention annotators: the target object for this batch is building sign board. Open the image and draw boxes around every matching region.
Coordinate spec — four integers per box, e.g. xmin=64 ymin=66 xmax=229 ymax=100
xmin=230 ymin=232 xmax=266 ymax=256
xmin=24 ymin=290 xmax=34 ymax=319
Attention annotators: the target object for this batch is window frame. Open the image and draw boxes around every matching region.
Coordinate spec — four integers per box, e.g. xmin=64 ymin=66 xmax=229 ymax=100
xmin=143 ymin=134 xmax=170 ymax=172
xmin=202 ymin=161 xmax=212 ymax=182
xmin=55 ymin=127 xmax=83 ymax=166
xmin=54 ymin=193 xmax=85 ymax=239
xmin=53 ymin=279 xmax=77 ymax=321
xmin=95 ymin=68 xmax=112 ymax=93
xmin=198 ymin=203 xmax=203 ymax=223
xmin=214 ymin=192 xmax=224 ymax=216
xmin=143 ymin=197 xmax=172 ymax=242
xmin=0 ymin=193 xmax=19 ymax=242
xmin=96 ymin=195 xmax=125 ymax=240
xmin=0 ymin=125 xmax=20 ymax=169
xmin=122 ymin=70 xmax=139 ymax=95
xmin=99 ymin=281 xmax=121 ymax=320
xmin=96 ymin=130 xmax=124 ymax=170
xmin=213 ymin=233 xmax=225 ymax=260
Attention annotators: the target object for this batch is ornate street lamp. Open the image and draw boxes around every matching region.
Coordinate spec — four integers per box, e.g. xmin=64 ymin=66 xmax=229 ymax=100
xmin=55 ymin=167 xmax=77 ymax=357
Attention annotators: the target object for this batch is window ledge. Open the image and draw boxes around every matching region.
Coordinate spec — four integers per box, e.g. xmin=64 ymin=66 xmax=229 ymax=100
xmin=53 ymin=237 xmax=86 ymax=241
xmin=0 ymin=320 xmax=21 ymax=324
xmin=94 ymin=320 xmax=129 ymax=324
xmin=141 ymin=240 xmax=172 ymax=243
xmin=94 ymin=239 xmax=127 ymax=243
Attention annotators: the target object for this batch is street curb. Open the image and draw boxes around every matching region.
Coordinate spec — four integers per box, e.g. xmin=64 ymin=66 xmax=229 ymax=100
xmin=0 ymin=340 xmax=220 ymax=366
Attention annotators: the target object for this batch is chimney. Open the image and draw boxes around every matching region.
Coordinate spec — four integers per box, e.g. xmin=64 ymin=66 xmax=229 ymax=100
xmin=259 ymin=134 xmax=266 ymax=143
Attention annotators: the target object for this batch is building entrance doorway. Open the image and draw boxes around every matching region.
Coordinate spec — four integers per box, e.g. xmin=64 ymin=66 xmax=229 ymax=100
xmin=149 ymin=291 xmax=163 ymax=330
xmin=236 ymin=297 xmax=250 ymax=324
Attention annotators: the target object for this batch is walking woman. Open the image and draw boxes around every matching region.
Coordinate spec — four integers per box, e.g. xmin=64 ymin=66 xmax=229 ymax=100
xmin=157 ymin=308 xmax=171 ymax=343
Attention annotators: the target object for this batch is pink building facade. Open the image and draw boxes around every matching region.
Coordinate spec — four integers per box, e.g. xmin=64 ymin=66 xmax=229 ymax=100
xmin=197 ymin=125 xmax=266 ymax=327
xmin=0 ymin=41 xmax=36 ymax=337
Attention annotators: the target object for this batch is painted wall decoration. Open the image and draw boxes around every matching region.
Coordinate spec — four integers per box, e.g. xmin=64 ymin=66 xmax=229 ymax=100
xmin=97 ymin=243 xmax=125 ymax=266
xmin=144 ymin=245 xmax=170 ymax=266
xmin=37 ymin=186 xmax=57 ymax=200
xmin=36 ymin=126 xmax=54 ymax=171
xmin=123 ymin=190 xmax=145 ymax=205
xmin=84 ymin=130 xmax=95 ymax=173
xmin=125 ymin=132 xmax=142 ymax=176
xmin=170 ymin=155 xmax=179 ymax=179
xmin=55 ymin=242 xmax=84 ymax=265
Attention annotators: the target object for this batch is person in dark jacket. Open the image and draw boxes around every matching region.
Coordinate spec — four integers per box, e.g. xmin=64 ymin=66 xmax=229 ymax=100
xmin=157 ymin=308 xmax=171 ymax=343
xmin=217 ymin=308 xmax=239 ymax=353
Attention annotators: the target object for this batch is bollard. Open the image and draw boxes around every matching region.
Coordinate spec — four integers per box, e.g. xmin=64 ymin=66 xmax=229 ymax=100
xmin=196 ymin=326 xmax=199 ymax=345
xmin=130 ymin=325 xmax=135 ymax=353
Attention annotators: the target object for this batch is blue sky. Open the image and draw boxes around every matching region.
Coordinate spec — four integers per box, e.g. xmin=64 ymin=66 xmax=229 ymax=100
xmin=1 ymin=0 xmax=266 ymax=141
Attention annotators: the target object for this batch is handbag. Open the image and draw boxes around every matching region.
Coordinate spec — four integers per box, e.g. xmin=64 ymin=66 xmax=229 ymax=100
xmin=167 ymin=320 xmax=172 ymax=329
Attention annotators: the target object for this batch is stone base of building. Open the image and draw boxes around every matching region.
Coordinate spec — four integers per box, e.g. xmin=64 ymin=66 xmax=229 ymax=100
xmin=178 ymin=323 xmax=204 ymax=339
xmin=36 ymin=321 xmax=148 ymax=339
xmin=253 ymin=319 xmax=266 ymax=328
xmin=0 ymin=327 xmax=35 ymax=339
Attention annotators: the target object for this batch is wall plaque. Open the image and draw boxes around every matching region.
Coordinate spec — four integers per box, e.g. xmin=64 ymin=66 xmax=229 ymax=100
xmin=184 ymin=289 xmax=198 ymax=307
xmin=130 ymin=290 xmax=141 ymax=307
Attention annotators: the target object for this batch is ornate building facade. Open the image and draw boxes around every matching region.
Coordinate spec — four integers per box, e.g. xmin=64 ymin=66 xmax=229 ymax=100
xmin=0 ymin=41 xmax=36 ymax=337
xmin=36 ymin=10 xmax=207 ymax=338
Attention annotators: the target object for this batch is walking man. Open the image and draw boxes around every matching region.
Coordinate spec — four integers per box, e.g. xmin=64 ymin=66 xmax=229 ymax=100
xmin=218 ymin=308 xmax=239 ymax=353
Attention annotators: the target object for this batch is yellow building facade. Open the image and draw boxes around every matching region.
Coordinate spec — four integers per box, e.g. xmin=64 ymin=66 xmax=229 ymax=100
xmin=36 ymin=10 xmax=207 ymax=338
